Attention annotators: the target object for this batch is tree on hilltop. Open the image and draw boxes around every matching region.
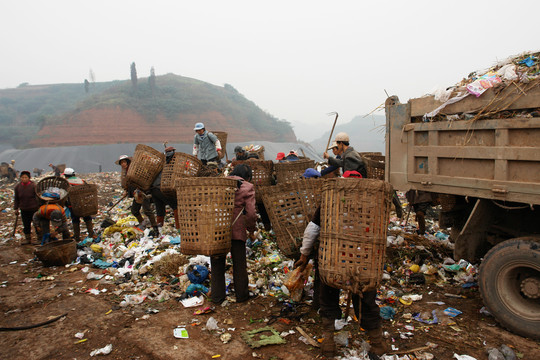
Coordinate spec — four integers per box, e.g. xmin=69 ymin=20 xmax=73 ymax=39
xmin=149 ymin=66 xmax=156 ymax=95
xmin=130 ymin=62 xmax=138 ymax=90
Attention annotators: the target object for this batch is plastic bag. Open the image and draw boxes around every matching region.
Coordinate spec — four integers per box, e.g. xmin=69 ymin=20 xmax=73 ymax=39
xmin=284 ymin=263 xmax=312 ymax=302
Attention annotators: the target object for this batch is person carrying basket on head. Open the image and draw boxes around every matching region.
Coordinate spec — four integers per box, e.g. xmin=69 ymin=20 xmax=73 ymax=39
xmin=192 ymin=122 xmax=223 ymax=165
xmin=63 ymin=168 xmax=95 ymax=241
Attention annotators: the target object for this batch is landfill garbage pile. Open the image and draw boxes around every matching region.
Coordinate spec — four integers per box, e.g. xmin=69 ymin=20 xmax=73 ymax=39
xmin=422 ymin=50 xmax=540 ymax=122
xmin=1 ymin=172 xmax=537 ymax=359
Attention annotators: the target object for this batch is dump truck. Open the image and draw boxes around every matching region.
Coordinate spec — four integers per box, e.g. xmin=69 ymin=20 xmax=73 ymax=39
xmin=385 ymin=78 xmax=540 ymax=339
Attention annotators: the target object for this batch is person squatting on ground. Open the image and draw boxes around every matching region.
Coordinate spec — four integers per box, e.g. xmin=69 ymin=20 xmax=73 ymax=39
xmin=150 ymin=147 xmax=179 ymax=229
xmin=115 ymin=155 xmax=159 ymax=237
xmin=323 ymin=132 xmax=367 ymax=178
xmin=33 ymin=203 xmax=71 ymax=243
xmin=210 ymin=164 xmax=257 ymax=304
xmin=63 ymin=167 xmax=95 ymax=241
xmin=13 ymin=170 xmax=40 ymax=245
xmin=192 ymin=122 xmax=223 ymax=165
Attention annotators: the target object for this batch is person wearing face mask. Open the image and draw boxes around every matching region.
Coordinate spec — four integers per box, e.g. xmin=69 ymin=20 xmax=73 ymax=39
xmin=13 ymin=170 xmax=40 ymax=245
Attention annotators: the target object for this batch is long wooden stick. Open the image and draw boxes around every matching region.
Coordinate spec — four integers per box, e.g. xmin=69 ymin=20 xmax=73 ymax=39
xmin=325 ymin=112 xmax=339 ymax=153
xmin=12 ymin=212 xmax=19 ymax=237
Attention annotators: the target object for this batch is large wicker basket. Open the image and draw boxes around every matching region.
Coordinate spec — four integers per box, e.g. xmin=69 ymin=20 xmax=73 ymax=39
xmin=234 ymin=159 xmax=274 ymax=202
xmin=35 ymin=240 xmax=77 ymax=267
xmin=249 ymin=145 xmax=265 ymax=160
xmin=362 ymin=154 xmax=385 ymax=180
xmin=36 ymin=176 xmax=70 ymax=204
xmin=318 ymin=178 xmax=393 ymax=293
xmin=68 ymin=183 xmax=98 ymax=217
xmin=126 ymin=144 xmax=165 ymax=191
xmin=161 ymin=152 xmax=202 ymax=197
xmin=260 ymin=178 xmax=322 ymax=257
xmin=274 ymin=159 xmax=315 ymax=184
xmin=176 ymin=177 xmax=237 ymax=256
xmin=212 ymin=131 xmax=228 ymax=160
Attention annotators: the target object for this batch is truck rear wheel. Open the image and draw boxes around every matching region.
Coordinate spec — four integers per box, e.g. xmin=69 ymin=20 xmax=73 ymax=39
xmin=479 ymin=237 xmax=540 ymax=339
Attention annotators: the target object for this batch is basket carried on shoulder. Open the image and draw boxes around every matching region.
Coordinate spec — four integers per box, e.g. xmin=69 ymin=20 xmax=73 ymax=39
xmin=0 ymin=163 xmax=8 ymax=176
xmin=249 ymin=145 xmax=265 ymax=160
xmin=260 ymin=178 xmax=322 ymax=257
xmin=212 ymin=131 xmax=228 ymax=160
xmin=274 ymin=159 xmax=315 ymax=184
xmin=318 ymin=178 xmax=393 ymax=293
xmin=361 ymin=154 xmax=385 ymax=180
xmin=176 ymin=177 xmax=237 ymax=256
xmin=35 ymin=240 xmax=77 ymax=267
xmin=68 ymin=183 xmax=98 ymax=217
xmin=161 ymin=152 xmax=202 ymax=197
xmin=126 ymin=144 xmax=165 ymax=191
xmin=235 ymin=159 xmax=274 ymax=202
xmin=36 ymin=176 xmax=70 ymax=204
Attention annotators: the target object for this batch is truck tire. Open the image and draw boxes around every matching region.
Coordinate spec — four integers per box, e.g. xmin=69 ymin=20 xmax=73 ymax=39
xmin=479 ymin=237 xmax=540 ymax=339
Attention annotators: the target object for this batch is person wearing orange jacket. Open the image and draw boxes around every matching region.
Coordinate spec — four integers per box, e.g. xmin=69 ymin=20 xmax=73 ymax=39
xmin=32 ymin=203 xmax=71 ymax=243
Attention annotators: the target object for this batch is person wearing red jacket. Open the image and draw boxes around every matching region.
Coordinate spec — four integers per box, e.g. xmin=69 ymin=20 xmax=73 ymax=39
xmin=210 ymin=164 xmax=257 ymax=304
xmin=13 ymin=171 xmax=40 ymax=245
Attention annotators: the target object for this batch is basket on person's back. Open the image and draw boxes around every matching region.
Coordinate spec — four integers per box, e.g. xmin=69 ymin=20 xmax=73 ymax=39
xmin=126 ymin=144 xmax=165 ymax=191
xmin=318 ymin=178 xmax=393 ymax=293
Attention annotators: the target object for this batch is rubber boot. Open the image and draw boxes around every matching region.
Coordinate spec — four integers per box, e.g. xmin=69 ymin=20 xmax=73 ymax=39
xmin=320 ymin=317 xmax=336 ymax=357
xmin=367 ymin=327 xmax=389 ymax=356
xmin=72 ymin=221 xmax=81 ymax=242
xmin=21 ymin=233 xmax=32 ymax=245
xmin=156 ymin=216 xmax=165 ymax=227
xmin=149 ymin=226 xmax=160 ymax=238
xmin=173 ymin=209 xmax=180 ymax=229
xmin=85 ymin=219 xmax=95 ymax=239
xmin=135 ymin=214 xmax=144 ymax=224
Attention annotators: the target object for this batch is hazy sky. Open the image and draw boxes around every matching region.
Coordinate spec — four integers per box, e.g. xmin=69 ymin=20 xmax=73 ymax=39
xmin=1 ymin=1 xmax=539 ymax=141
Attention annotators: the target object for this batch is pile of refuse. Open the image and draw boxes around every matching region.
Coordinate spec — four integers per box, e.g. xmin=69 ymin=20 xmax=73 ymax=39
xmin=423 ymin=50 xmax=540 ymax=121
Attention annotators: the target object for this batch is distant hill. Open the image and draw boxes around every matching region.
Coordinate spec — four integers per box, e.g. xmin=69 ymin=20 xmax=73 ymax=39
xmin=309 ymin=114 xmax=386 ymax=154
xmin=0 ymin=74 xmax=295 ymax=148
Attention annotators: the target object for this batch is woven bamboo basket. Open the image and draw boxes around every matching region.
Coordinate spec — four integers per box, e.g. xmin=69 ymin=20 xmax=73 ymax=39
xmin=274 ymin=159 xmax=315 ymax=184
xmin=36 ymin=176 xmax=70 ymax=204
xmin=56 ymin=164 xmax=66 ymax=173
xmin=0 ymin=163 xmax=8 ymax=176
xmin=68 ymin=183 xmax=98 ymax=217
xmin=362 ymin=154 xmax=385 ymax=180
xmin=176 ymin=177 xmax=237 ymax=256
xmin=438 ymin=194 xmax=456 ymax=211
xmin=359 ymin=152 xmax=382 ymax=157
xmin=161 ymin=152 xmax=203 ymax=197
xmin=260 ymin=178 xmax=322 ymax=257
xmin=235 ymin=159 xmax=274 ymax=202
xmin=319 ymin=178 xmax=393 ymax=293
xmin=35 ymin=240 xmax=77 ymax=267
xmin=212 ymin=131 xmax=228 ymax=160
xmin=126 ymin=144 xmax=165 ymax=191
xmin=248 ymin=145 xmax=265 ymax=160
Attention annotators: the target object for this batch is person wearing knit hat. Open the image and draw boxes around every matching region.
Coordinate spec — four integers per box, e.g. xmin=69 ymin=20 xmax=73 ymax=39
xmin=276 ymin=152 xmax=286 ymax=162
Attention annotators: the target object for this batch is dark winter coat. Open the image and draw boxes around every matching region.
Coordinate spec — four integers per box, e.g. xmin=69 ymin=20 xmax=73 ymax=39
xmin=14 ymin=181 xmax=39 ymax=211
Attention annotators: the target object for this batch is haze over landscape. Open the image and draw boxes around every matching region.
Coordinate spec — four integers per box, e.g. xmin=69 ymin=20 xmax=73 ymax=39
xmin=1 ymin=0 xmax=539 ymax=144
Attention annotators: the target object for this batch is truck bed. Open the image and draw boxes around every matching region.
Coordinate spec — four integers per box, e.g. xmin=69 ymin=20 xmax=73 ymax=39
xmin=385 ymin=80 xmax=540 ymax=205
